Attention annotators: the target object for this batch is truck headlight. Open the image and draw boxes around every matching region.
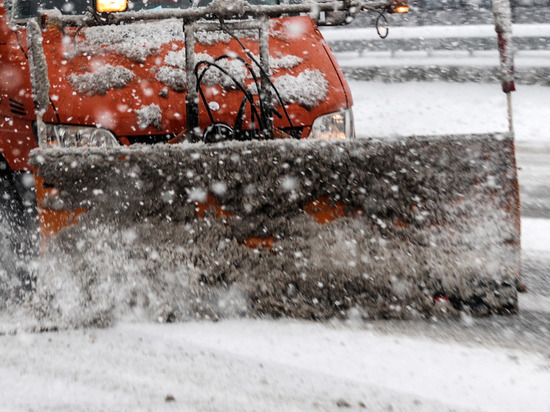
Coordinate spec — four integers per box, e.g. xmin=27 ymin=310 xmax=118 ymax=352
xmin=44 ymin=124 xmax=120 ymax=148
xmin=308 ymin=108 xmax=355 ymax=140
xmin=387 ymin=0 xmax=409 ymax=14
xmin=96 ymin=0 xmax=127 ymax=13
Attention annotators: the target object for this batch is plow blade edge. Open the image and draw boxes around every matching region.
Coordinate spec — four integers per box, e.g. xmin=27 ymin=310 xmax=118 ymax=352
xmin=29 ymin=134 xmax=520 ymax=326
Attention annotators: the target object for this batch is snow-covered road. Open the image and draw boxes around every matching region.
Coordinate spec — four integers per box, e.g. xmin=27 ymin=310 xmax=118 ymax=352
xmin=2 ymin=320 xmax=550 ymax=412
xmin=2 ymin=78 xmax=550 ymax=410
xmin=350 ymin=81 xmax=549 ymax=144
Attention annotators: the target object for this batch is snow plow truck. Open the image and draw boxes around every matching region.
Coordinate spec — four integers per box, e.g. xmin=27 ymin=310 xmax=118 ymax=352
xmin=0 ymin=0 xmax=521 ymax=327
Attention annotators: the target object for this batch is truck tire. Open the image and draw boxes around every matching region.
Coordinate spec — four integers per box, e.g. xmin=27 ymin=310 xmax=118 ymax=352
xmin=0 ymin=160 xmax=38 ymax=309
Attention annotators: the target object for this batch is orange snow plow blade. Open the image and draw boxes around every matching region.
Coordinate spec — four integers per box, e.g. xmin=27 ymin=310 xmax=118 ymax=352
xmin=29 ymin=134 xmax=520 ymax=326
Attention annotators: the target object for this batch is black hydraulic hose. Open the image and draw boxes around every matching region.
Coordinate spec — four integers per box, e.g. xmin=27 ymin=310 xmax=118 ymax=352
xmin=234 ymin=97 xmax=248 ymax=138
xmin=196 ymin=83 xmax=216 ymax=124
xmin=217 ymin=55 xmax=265 ymax=130
xmin=14 ymin=31 xmax=28 ymax=59
xmin=73 ymin=27 xmax=84 ymax=50
xmin=195 ymin=60 xmax=261 ymax=125
xmin=375 ymin=10 xmax=389 ymax=39
xmin=49 ymin=98 xmax=61 ymax=124
xmin=204 ymin=55 xmax=264 ymax=122
xmin=211 ymin=55 xmax=264 ymax=138
xmin=219 ymin=21 xmax=298 ymax=138
xmin=194 ymin=60 xmax=265 ymax=138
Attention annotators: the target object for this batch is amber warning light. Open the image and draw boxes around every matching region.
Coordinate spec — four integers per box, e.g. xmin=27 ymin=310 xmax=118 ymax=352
xmin=388 ymin=0 xmax=409 ymax=13
xmin=96 ymin=0 xmax=127 ymax=13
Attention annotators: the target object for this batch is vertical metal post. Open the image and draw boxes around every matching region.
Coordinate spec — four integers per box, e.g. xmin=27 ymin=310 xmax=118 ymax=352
xmin=493 ymin=0 xmax=521 ymax=290
xmin=492 ymin=0 xmax=516 ymax=134
xmin=27 ymin=18 xmax=50 ymax=146
xmin=507 ymin=93 xmax=514 ymax=134
xmin=258 ymin=16 xmax=273 ymax=139
xmin=185 ymin=22 xmax=200 ymax=142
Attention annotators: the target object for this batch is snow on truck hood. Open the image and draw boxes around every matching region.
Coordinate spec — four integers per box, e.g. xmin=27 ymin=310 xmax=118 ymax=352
xmin=41 ymin=16 xmax=350 ymax=137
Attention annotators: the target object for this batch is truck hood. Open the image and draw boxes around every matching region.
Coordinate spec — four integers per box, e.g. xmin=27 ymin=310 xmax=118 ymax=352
xmin=40 ymin=16 xmax=351 ymax=140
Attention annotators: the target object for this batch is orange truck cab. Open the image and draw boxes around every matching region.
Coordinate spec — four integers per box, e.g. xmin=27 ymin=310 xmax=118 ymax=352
xmin=0 ymin=0 xmax=406 ymax=242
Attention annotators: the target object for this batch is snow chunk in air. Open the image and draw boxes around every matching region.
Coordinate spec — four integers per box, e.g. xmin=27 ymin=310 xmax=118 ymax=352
xmin=68 ymin=65 xmax=135 ymax=96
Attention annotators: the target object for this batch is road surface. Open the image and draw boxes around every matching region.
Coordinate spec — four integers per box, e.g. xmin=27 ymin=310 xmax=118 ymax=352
xmin=0 ymin=81 xmax=549 ymax=411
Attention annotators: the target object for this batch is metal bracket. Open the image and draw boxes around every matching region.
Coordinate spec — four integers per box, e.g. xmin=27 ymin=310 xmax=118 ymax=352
xmin=26 ymin=18 xmax=50 ymax=146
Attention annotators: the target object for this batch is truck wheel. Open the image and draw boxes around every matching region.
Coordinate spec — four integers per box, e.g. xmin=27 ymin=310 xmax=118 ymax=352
xmin=0 ymin=162 xmax=38 ymax=309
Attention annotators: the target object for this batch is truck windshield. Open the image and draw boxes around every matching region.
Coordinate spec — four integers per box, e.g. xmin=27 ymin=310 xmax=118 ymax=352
xmin=11 ymin=0 xmax=280 ymax=20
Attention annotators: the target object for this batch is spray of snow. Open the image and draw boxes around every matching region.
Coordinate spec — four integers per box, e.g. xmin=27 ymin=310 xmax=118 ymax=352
xmin=68 ymin=65 xmax=135 ymax=96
